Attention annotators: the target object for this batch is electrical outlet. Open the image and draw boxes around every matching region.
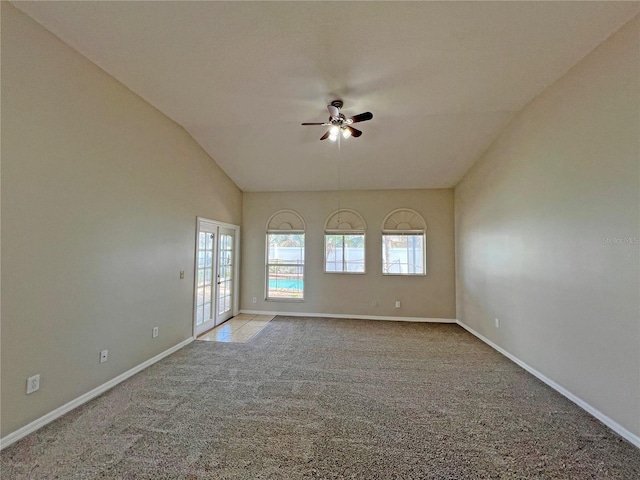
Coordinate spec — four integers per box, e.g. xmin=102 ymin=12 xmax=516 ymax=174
xmin=100 ymin=350 xmax=108 ymax=363
xmin=180 ymin=271 xmax=185 ymax=279
xmin=252 ymin=297 xmax=257 ymax=304
xmin=495 ymin=318 xmax=500 ymax=329
xmin=152 ymin=327 xmax=159 ymax=338
xmin=395 ymin=301 xmax=401 ymax=308
xmin=26 ymin=374 xmax=40 ymax=394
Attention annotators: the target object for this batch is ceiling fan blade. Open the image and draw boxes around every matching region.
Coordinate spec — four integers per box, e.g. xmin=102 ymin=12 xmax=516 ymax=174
xmin=346 ymin=126 xmax=363 ymax=137
xmin=327 ymin=104 xmax=339 ymax=118
xmin=349 ymin=112 xmax=373 ymax=123
xmin=301 ymin=122 xmax=325 ymax=125
xmin=320 ymin=130 xmax=331 ymax=141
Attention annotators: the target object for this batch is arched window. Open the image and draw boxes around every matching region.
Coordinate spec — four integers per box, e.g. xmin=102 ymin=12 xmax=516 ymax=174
xmin=324 ymin=209 xmax=367 ymax=274
xmin=381 ymin=209 xmax=426 ymax=275
xmin=265 ymin=210 xmax=305 ymax=300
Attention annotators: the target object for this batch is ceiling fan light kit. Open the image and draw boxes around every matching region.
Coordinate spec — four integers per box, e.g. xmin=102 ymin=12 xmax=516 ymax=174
xmin=302 ymin=100 xmax=373 ymax=141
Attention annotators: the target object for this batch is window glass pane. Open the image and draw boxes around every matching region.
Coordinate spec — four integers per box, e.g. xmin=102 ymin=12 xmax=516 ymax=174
xmin=199 ymin=232 xmax=206 ymax=250
xmin=267 ymin=265 xmax=304 ymax=299
xmin=204 ymin=287 xmax=212 ymax=304
xmin=267 ymin=234 xmax=305 ymax=263
xmin=204 ymin=268 xmax=212 ymax=285
xmin=197 ymin=269 xmax=205 ymax=286
xmin=382 ymin=234 xmax=425 ymax=275
xmin=205 ymin=251 xmax=213 ymax=267
xmin=325 ymin=235 xmax=342 ymax=272
xmin=344 ymin=234 xmax=365 ymax=272
xmin=206 ymin=233 xmax=213 ymax=250
xmin=196 ymin=306 xmax=204 ymax=325
xmin=198 ymin=251 xmax=205 ymax=268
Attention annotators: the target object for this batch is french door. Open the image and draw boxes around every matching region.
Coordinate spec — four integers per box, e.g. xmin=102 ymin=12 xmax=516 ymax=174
xmin=194 ymin=219 xmax=238 ymax=336
xmin=216 ymin=227 xmax=235 ymax=324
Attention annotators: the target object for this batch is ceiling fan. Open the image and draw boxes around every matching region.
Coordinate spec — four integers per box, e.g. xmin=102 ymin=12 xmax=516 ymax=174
xmin=302 ymin=100 xmax=373 ymax=141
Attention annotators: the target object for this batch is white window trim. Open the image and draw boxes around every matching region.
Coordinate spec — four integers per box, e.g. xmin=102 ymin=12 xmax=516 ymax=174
xmin=381 ymin=230 xmax=426 ymax=276
xmin=265 ymin=210 xmax=306 ymax=301
xmin=324 ymin=208 xmax=367 ymax=275
xmin=265 ymin=229 xmax=306 ymax=302
xmin=324 ymin=230 xmax=366 ymax=274
xmin=381 ymin=208 xmax=427 ymax=276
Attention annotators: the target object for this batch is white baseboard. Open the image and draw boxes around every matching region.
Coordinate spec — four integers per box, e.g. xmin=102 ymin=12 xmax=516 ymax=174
xmin=456 ymin=320 xmax=640 ymax=449
xmin=0 ymin=337 xmax=194 ymax=451
xmin=240 ymin=309 xmax=457 ymax=323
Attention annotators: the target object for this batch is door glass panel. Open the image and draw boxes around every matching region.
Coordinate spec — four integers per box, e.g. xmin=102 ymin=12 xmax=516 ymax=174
xmin=216 ymin=232 xmax=234 ymax=320
xmin=197 ymin=287 xmax=204 ymax=306
xmin=195 ymin=227 xmax=218 ymax=335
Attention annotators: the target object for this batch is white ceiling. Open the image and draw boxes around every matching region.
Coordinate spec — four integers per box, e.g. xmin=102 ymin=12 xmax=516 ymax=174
xmin=13 ymin=1 xmax=639 ymax=192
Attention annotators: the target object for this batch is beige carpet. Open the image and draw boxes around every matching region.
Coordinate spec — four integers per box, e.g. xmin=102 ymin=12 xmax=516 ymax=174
xmin=2 ymin=316 xmax=639 ymax=479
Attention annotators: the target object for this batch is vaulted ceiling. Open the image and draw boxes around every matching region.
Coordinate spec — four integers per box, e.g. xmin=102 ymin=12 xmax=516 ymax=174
xmin=12 ymin=1 xmax=639 ymax=192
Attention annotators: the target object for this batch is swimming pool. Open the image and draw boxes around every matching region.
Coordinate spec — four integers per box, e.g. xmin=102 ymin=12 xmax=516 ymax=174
xmin=268 ymin=278 xmax=303 ymax=290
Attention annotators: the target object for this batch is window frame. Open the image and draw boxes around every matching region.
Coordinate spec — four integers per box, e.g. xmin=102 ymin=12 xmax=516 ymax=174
xmin=324 ymin=231 xmax=366 ymax=274
xmin=381 ymin=229 xmax=426 ymax=276
xmin=265 ymin=230 xmax=306 ymax=301
xmin=323 ymin=208 xmax=367 ymax=275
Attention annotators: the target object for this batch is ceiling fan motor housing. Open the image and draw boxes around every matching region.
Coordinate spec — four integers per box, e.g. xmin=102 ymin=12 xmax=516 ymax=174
xmin=331 ymin=114 xmax=347 ymax=125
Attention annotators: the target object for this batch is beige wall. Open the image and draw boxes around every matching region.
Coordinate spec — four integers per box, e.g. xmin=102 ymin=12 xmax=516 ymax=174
xmin=455 ymin=15 xmax=639 ymax=437
xmin=1 ymin=4 xmax=242 ymax=437
xmin=241 ymin=189 xmax=456 ymax=319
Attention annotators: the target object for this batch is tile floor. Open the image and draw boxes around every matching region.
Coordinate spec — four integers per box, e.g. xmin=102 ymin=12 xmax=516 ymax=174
xmin=197 ymin=313 xmax=275 ymax=343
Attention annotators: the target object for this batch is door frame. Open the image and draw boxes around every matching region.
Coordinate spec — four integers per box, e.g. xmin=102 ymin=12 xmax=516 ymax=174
xmin=193 ymin=217 xmax=240 ymax=338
